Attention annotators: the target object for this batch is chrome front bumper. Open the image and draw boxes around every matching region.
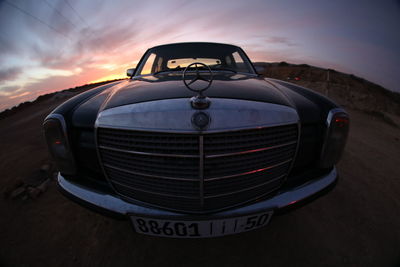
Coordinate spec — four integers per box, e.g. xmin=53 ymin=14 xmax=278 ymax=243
xmin=58 ymin=167 xmax=337 ymax=219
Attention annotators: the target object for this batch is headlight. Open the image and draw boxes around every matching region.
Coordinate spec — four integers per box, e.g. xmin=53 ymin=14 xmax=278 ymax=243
xmin=43 ymin=114 xmax=76 ymax=175
xmin=319 ymin=108 xmax=349 ymax=168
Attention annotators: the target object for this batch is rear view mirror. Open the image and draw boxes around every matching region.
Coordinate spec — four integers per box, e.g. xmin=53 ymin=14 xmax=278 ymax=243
xmin=126 ymin=68 xmax=136 ymax=77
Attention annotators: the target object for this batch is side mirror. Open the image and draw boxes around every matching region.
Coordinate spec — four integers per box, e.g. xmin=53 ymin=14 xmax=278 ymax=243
xmin=126 ymin=68 xmax=136 ymax=77
xmin=255 ymin=65 xmax=266 ymax=75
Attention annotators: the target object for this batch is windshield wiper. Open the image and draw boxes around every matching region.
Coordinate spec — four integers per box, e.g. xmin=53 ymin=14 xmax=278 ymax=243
xmin=210 ymin=68 xmax=237 ymax=73
xmin=153 ymin=70 xmax=173 ymax=75
xmin=153 ymin=66 xmax=186 ymax=75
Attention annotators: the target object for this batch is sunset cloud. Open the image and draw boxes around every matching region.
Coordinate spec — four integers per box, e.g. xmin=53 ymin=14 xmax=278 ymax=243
xmin=266 ymin=37 xmax=298 ymax=47
xmin=0 ymin=85 xmax=21 ymax=95
xmin=9 ymin=91 xmax=30 ymax=99
xmin=0 ymin=67 xmax=21 ymax=83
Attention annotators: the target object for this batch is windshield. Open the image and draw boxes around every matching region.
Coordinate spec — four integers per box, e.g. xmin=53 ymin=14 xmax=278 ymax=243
xmin=136 ymin=43 xmax=255 ymax=76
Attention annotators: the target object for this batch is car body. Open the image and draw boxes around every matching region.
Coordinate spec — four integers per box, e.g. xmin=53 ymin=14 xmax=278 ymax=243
xmin=44 ymin=42 xmax=349 ymax=238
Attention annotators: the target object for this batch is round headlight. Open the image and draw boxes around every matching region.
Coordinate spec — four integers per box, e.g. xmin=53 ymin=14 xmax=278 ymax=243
xmin=43 ymin=114 xmax=76 ymax=175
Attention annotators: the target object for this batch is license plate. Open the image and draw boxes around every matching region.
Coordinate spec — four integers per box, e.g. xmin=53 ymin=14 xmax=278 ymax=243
xmin=130 ymin=211 xmax=273 ymax=238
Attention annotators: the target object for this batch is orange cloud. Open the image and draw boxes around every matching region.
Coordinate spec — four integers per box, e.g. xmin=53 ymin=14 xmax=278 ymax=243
xmin=9 ymin=91 xmax=30 ymax=99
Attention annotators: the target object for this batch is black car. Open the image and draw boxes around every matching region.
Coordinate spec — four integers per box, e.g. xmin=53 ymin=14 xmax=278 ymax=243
xmin=44 ymin=42 xmax=349 ymax=238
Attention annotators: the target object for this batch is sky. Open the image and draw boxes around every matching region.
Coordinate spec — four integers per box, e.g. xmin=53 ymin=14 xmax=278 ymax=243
xmin=0 ymin=0 xmax=399 ymax=111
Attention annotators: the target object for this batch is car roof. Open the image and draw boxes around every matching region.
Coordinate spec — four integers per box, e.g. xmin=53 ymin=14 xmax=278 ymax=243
xmin=149 ymin=42 xmax=240 ymax=50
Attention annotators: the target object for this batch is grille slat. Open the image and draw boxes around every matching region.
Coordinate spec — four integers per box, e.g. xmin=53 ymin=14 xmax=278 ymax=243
xmin=99 ymin=145 xmax=199 ymax=158
xmin=104 ymin=164 xmax=198 ymax=181
xmin=97 ymin=124 xmax=298 ymax=212
xmin=204 ymin=145 xmax=296 ymax=178
xmin=204 ymin=159 xmax=291 ymax=181
xmin=111 ymin=180 xmax=198 ymax=199
xmin=100 ymin=149 xmax=199 ymax=178
xmin=204 ymin=162 xmax=289 ymax=194
xmin=98 ymin=128 xmax=199 ymax=155
xmin=205 ymin=141 xmax=297 ymax=158
xmin=204 ymin=125 xmax=297 ymax=155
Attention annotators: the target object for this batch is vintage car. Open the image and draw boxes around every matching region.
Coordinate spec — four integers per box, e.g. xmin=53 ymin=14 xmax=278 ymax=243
xmin=44 ymin=42 xmax=349 ymax=238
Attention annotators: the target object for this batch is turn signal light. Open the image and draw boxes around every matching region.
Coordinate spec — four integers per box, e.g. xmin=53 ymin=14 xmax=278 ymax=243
xmin=319 ymin=108 xmax=349 ymax=168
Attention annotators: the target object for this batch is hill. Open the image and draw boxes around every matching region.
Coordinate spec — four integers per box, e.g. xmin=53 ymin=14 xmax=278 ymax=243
xmin=254 ymin=62 xmax=400 ymax=126
xmin=0 ymin=79 xmax=124 ymax=120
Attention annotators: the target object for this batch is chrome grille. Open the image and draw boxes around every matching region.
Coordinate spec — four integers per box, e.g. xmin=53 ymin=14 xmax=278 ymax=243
xmin=97 ymin=124 xmax=298 ymax=212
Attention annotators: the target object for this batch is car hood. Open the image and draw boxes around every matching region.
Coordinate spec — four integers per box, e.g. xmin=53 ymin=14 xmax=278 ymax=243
xmin=100 ymin=73 xmax=292 ymax=111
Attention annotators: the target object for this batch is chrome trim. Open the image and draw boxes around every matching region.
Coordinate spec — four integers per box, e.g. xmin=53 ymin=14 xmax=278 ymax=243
xmin=99 ymin=145 xmax=199 ymax=158
xmin=204 ymin=174 xmax=285 ymax=199
xmin=111 ymin=180 xmax=198 ymax=199
xmin=204 ymin=159 xmax=292 ymax=181
xmin=57 ymin=167 xmax=337 ymax=217
xmin=199 ymin=136 xmax=204 ymax=207
xmin=96 ymin=98 xmax=299 ymax=133
xmin=98 ymin=121 xmax=298 ymax=134
xmin=103 ymin=164 xmax=198 ymax=182
xmin=205 ymin=141 xmax=297 ymax=158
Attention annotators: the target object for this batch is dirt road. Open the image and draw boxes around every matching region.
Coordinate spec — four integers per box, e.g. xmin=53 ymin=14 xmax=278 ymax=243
xmin=0 ymin=94 xmax=399 ymax=266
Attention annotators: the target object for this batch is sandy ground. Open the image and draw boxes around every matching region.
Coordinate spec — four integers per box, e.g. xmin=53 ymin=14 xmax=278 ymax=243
xmin=0 ymin=93 xmax=399 ymax=267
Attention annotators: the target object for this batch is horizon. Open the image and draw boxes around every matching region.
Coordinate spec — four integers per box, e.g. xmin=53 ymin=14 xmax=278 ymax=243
xmin=1 ymin=0 xmax=399 ymax=111
xmin=2 ymin=60 xmax=398 ymax=114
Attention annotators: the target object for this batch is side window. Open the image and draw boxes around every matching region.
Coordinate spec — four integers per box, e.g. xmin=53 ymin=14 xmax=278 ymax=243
xmin=140 ymin=53 xmax=156 ymax=75
xmin=232 ymin=52 xmax=244 ymax=64
xmin=232 ymin=52 xmax=246 ymax=72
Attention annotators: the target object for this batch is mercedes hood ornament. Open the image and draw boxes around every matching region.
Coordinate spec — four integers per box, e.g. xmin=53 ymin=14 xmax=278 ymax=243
xmin=182 ymin=62 xmax=212 ymax=109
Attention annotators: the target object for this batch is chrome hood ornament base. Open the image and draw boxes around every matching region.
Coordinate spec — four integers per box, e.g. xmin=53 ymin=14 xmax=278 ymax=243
xmin=189 ymin=95 xmax=211 ymax=110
